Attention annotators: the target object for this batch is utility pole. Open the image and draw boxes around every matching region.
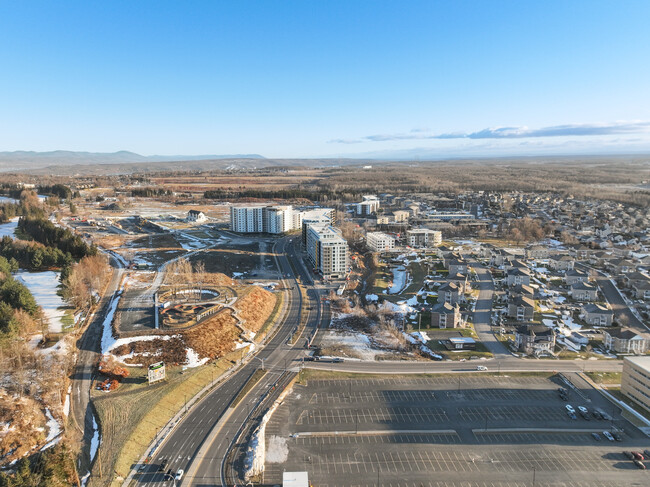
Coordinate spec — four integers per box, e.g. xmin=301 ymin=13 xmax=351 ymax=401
xmin=418 ymin=312 xmax=422 ymax=333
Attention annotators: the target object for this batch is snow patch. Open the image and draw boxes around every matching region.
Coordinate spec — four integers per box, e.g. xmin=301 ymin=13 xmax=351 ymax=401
xmin=265 ymin=435 xmax=289 ymax=464
xmin=183 ymin=347 xmax=209 ymax=369
xmin=89 ymin=415 xmax=100 ymax=462
xmin=15 ymin=271 xmax=67 ymax=334
xmin=100 ymin=290 xmax=123 ymax=354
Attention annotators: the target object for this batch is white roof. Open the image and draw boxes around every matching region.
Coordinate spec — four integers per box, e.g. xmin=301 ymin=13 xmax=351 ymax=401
xmin=625 ymin=355 xmax=650 ymax=372
xmin=283 ymin=471 xmax=309 ymax=487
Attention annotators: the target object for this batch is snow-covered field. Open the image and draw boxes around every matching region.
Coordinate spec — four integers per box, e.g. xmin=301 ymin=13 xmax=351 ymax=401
xmin=0 ymin=217 xmax=19 ymax=238
xmin=388 ymin=266 xmax=408 ymax=294
xmin=15 ymin=271 xmax=68 ymax=333
xmin=0 ymin=196 xmax=19 ymax=204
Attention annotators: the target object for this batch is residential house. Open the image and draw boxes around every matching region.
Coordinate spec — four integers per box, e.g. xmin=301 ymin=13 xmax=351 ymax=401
xmin=515 ymin=324 xmax=556 ymax=355
xmin=508 ymin=295 xmax=535 ymax=322
xmin=582 ymin=303 xmax=614 ymax=326
xmin=608 ymin=258 xmax=636 ymax=275
xmin=187 ymin=210 xmax=207 ymax=222
xmin=448 ymin=273 xmax=470 ymax=294
xmin=603 ymin=328 xmax=650 ymax=354
xmin=506 ymin=267 xmax=531 ymax=287
xmin=447 ymin=259 xmax=469 ymax=276
xmin=438 ymin=282 xmax=461 ymax=305
xmin=564 ymin=269 xmax=589 ymax=286
xmin=430 ymin=302 xmax=462 ymax=328
xmin=570 ymin=282 xmax=599 ymax=301
xmin=630 ymin=278 xmax=650 ymax=300
xmin=526 ymin=245 xmax=549 ymax=260
xmin=548 ymin=255 xmax=575 ymax=271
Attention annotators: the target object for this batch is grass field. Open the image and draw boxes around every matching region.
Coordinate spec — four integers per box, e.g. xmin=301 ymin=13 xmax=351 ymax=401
xmin=585 ymin=371 xmax=622 ymax=384
xmin=299 ymin=368 xmax=553 ymax=382
xmin=91 ymin=347 xmax=250 ymax=487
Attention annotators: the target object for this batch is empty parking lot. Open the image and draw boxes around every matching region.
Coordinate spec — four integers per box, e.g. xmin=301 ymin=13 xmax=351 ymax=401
xmin=263 ymin=373 xmax=649 ymax=486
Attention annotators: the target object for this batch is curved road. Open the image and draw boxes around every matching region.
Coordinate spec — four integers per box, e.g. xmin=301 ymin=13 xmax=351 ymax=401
xmin=131 ymin=237 xmax=326 ymax=486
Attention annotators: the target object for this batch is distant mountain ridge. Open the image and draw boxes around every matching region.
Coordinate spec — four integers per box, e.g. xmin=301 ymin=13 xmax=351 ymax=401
xmin=0 ymin=150 xmax=266 ymax=171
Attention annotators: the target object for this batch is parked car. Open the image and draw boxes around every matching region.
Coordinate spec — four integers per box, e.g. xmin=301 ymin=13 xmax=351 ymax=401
xmin=578 ymin=406 xmax=588 ymax=415
xmin=565 ymin=404 xmax=575 ymax=414
xmin=631 ymin=451 xmax=645 ymax=461
xmin=602 ymin=431 xmax=614 ymax=441
xmin=623 ymin=451 xmax=635 ymax=460
xmin=613 ymin=432 xmax=622 ymax=442
xmin=592 ymin=410 xmax=603 ymax=420
xmin=644 ymin=449 xmax=650 ymax=458
xmin=567 ymin=411 xmax=577 ymax=420
xmin=633 ymin=460 xmax=646 ymax=470
xmin=175 ymin=470 xmax=184 ymax=481
xmin=591 ymin=432 xmax=601 ymax=441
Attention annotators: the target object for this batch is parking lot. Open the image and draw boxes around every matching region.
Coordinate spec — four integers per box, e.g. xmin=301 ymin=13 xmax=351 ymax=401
xmin=264 ymin=373 xmax=649 ymax=486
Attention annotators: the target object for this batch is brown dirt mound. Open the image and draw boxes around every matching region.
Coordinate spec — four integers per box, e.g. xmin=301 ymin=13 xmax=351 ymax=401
xmin=234 ymin=285 xmax=276 ymax=333
xmin=182 ymin=310 xmax=240 ymax=360
xmin=202 ymin=272 xmax=235 ymax=287
xmin=113 ymin=336 xmax=187 ymax=367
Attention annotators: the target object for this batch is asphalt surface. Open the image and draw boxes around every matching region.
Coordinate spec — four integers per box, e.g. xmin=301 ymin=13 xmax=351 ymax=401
xmin=469 ymin=260 xmax=508 ymax=357
xmin=265 ymin=373 xmax=649 ymax=487
xmin=70 ymin=256 xmax=124 ymax=475
xmin=131 ymin=236 xmax=330 ymax=486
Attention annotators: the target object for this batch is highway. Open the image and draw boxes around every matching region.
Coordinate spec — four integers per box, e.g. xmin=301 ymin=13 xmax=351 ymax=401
xmin=131 ymin=236 xmax=327 ymax=486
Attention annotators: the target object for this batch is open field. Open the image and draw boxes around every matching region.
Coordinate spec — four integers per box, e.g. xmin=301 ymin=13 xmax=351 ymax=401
xmin=264 ymin=372 xmax=649 ymax=487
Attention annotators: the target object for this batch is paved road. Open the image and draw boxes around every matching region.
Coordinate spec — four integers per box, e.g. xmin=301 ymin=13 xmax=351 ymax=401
xmin=469 ymin=261 xmax=508 ymax=357
xmin=70 ymin=256 xmax=124 ymax=476
xmin=305 ymin=357 xmax=623 ymax=375
xmin=131 ymin=237 xmax=326 ymax=486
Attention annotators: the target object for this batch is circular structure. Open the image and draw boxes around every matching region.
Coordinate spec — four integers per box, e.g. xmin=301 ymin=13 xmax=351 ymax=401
xmin=158 ymin=287 xmax=224 ymax=329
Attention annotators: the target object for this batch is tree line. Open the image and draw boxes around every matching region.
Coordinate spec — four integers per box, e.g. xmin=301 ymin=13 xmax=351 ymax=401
xmin=18 ymin=217 xmax=97 ymax=261
xmin=0 ymin=256 xmax=39 ymax=340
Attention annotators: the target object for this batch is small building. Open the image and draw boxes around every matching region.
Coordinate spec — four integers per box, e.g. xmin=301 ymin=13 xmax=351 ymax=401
xmin=526 ymin=245 xmax=549 ymax=260
xmin=603 ymin=328 xmax=650 ymax=354
xmin=187 ymin=209 xmax=207 ymax=222
xmin=407 ymin=228 xmax=442 ymax=248
xmin=582 ymin=303 xmax=614 ymax=326
xmin=515 ymin=324 xmax=556 ymax=355
xmin=621 ymin=356 xmax=650 ymax=414
xmin=430 ymin=302 xmax=462 ymax=328
xmin=444 ymin=336 xmax=476 ymax=350
xmin=448 ymin=273 xmax=470 ymax=294
xmin=393 ymin=210 xmax=410 ymax=222
xmin=570 ymin=281 xmax=599 ymax=301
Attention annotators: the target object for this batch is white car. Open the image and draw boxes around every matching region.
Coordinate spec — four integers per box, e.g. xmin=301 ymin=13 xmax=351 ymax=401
xmin=578 ymin=406 xmax=588 ymax=414
xmin=476 ymin=366 xmax=488 ymax=371
xmin=565 ymin=404 xmax=575 ymax=414
xmin=175 ymin=469 xmax=184 ymax=481
xmin=602 ymin=431 xmax=614 ymax=441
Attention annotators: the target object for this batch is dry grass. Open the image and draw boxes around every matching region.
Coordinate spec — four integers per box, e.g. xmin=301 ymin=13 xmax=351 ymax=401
xmin=182 ymin=310 xmax=240 ymax=360
xmin=112 ymin=337 xmax=188 ymax=367
xmin=233 ymin=285 xmax=276 ymax=333
xmin=0 ymin=392 xmax=46 ymax=463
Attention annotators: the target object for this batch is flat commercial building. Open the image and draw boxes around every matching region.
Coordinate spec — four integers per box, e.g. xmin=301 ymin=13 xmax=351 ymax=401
xmin=621 ymin=356 xmax=650 ymax=413
xmin=366 ymin=232 xmax=395 ymax=252
xmin=407 ymin=228 xmax=442 ymax=248
xmin=305 ymin=223 xmax=349 ymax=279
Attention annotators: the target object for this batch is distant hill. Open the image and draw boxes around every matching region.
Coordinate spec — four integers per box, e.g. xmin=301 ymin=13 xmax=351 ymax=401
xmin=0 ymin=150 xmax=266 ymax=172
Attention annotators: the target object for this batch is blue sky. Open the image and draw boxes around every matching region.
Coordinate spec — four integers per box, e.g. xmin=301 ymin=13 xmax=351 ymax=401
xmin=1 ymin=0 xmax=649 ymax=158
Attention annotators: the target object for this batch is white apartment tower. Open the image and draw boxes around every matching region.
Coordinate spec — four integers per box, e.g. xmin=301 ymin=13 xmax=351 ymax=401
xmin=305 ymin=223 xmax=349 ymax=279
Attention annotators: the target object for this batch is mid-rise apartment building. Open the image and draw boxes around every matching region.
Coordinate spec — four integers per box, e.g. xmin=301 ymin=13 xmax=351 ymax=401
xmin=621 ymin=356 xmax=650 ymax=413
xmin=366 ymin=232 xmax=395 ymax=252
xmin=305 ymin=222 xmax=349 ymax=279
xmin=356 ymin=195 xmax=380 ymax=216
xmin=230 ymin=205 xmax=333 ymax=234
xmin=407 ymin=228 xmax=442 ymax=248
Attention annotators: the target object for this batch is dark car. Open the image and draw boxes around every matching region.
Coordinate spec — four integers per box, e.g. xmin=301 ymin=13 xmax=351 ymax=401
xmin=644 ymin=449 xmax=650 ymax=458
xmin=567 ymin=411 xmax=577 ymax=420
xmin=165 ymin=469 xmax=173 ymax=480
xmin=633 ymin=460 xmax=646 ymax=470
xmin=579 ymin=411 xmax=591 ymax=420
xmin=303 ymin=356 xmax=315 ymax=362
xmin=591 ymin=432 xmax=601 ymax=441
xmin=613 ymin=432 xmax=622 ymax=442
xmin=159 ymin=459 xmax=168 ymax=472
xmin=623 ymin=451 xmax=635 ymax=460
xmin=592 ymin=410 xmax=603 ymax=420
